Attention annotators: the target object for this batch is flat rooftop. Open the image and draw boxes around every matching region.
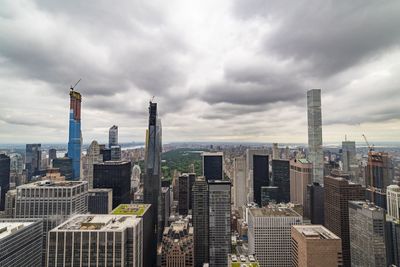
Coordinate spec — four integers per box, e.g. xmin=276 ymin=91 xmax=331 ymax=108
xmin=229 ymin=254 xmax=259 ymax=267
xmin=54 ymin=215 xmax=140 ymax=231
xmin=88 ymin=188 xmax=112 ymax=192
xmin=202 ymin=152 xmax=223 ymax=156
xmin=18 ymin=180 xmax=86 ymax=188
xmin=293 ymin=225 xmax=340 ymax=240
xmin=250 ymin=207 xmax=301 ymax=217
xmin=0 ymin=222 xmax=34 ymax=240
xmin=112 ymin=204 xmax=151 ymax=217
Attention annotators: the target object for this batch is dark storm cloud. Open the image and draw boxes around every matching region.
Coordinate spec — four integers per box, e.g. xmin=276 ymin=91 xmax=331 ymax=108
xmin=234 ymin=0 xmax=400 ymax=77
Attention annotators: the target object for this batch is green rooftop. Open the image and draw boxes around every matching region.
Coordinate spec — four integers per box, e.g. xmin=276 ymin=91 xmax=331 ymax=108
xmin=111 ymin=204 xmax=150 ymax=216
xmin=231 ymin=263 xmax=259 ymax=267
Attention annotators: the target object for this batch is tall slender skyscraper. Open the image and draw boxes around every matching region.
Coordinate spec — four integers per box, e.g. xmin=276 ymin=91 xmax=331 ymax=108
xmin=143 ymin=101 xmax=162 ymax=264
xmin=342 ymin=140 xmax=357 ymax=178
xmin=25 ymin=143 xmax=41 ymax=180
xmin=109 ymin=125 xmax=118 ymax=147
xmin=307 ymin=89 xmax=324 ymax=185
xmin=67 ymin=89 xmax=82 ymax=180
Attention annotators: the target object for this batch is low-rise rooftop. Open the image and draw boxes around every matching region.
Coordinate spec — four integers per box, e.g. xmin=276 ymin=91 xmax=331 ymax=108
xmin=0 ymin=221 xmax=34 ymax=240
xmin=54 ymin=215 xmax=141 ymax=231
xmin=250 ymin=207 xmax=301 ymax=217
xmin=112 ymin=204 xmax=151 ymax=217
xmin=293 ymin=225 xmax=340 ymax=240
xmin=228 ymin=254 xmax=259 ymax=267
xmin=18 ymin=180 xmax=87 ymax=188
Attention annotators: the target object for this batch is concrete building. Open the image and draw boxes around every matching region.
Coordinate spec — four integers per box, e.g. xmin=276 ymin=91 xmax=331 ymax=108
xmin=192 ymin=176 xmax=209 ymax=267
xmin=248 ymin=206 xmax=303 ymax=266
xmin=208 ymin=180 xmax=231 ymax=267
xmin=272 ymin=143 xmax=280 ymax=160
xmin=365 ymin=151 xmax=394 ymax=209
xmin=290 ymin=159 xmax=312 ymax=208
xmin=67 ymin=89 xmax=82 ymax=180
xmin=387 ymin=184 xmax=400 ymax=219
xmin=291 ymin=225 xmax=342 ymax=267
xmin=349 ymin=201 xmax=386 ymax=267
xmin=233 ymin=157 xmax=246 ymax=208
xmin=324 ymin=176 xmax=364 ymax=267
xmin=272 ymin=159 xmax=290 ymax=203
xmin=307 ymin=89 xmax=324 ymax=185
xmin=85 ymin=140 xmax=103 ymax=188
xmin=0 ymin=219 xmax=43 ymax=266
xmin=88 ymin=188 xmax=113 ymax=214
xmin=93 ymin=161 xmax=131 ymax=209
xmin=161 ymin=220 xmax=194 ymax=267
xmin=112 ymin=204 xmax=154 ymax=267
xmin=15 ymin=179 xmax=88 ymax=264
xmin=342 ymin=141 xmax=357 ymax=179
xmin=47 ymin=214 xmax=142 ymax=267
xmin=228 ymin=254 xmax=259 ymax=267
xmin=202 ymin=152 xmax=223 ymax=181
xmin=109 ymin=125 xmax=118 ymax=147
xmin=0 ymin=154 xmax=10 ymax=211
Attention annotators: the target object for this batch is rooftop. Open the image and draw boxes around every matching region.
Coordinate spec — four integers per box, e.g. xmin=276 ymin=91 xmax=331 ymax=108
xmin=293 ymin=225 xmax=340 ymax=240
xmin=202 ymin=151 xmax=223 ymax=156
xmin=88 ymin=188 xmax=113 ymax=192
xmin=111 ymin=204 xmax=151 ymax=217
xmin=297 ymin=158 xmax=311 ymax=164
xmin=0 ymin=221 xmax=34 ymax=240
xmin=18 ymin=180 xmax=87 ymax=188
xmin=250 ymin=207 xmax=301 ymax=217
xmin=54 ymin=215 xmax=140 ymax=231
xmin=228 ymin=254 xmax=259 ymax=267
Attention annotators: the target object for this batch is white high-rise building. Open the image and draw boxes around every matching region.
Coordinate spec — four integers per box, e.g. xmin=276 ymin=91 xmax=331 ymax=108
xmin=248 ymin=206 xmax=302 ymax=266
xmin=233 ymin=157 xmax=246 ymax=208
xmin=387 ymin=185 xmax=400 ymax=220
xmin=47 ymin=214 xmax=143 ymax=267
xmin=84 ymin=140 xmax=103 ymax=188
xmin=307 ymin=89 xmax=324 ymax=185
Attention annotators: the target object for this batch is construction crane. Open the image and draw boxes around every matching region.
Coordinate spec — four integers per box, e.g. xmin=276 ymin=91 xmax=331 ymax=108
xmin=362 ymin=134 xmax=374 ymax=152
xmin=70 ymin=79 xmax=81 ymax=91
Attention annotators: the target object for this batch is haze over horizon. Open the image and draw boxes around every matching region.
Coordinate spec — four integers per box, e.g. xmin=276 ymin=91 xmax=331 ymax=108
xmin=1 ymin=0 xmax=399 ymax=144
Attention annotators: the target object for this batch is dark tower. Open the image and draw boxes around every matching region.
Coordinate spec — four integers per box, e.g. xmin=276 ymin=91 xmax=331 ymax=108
xmin=0 ymin=154 xmax=10 ymax=210
xmin=253 ymin=154 xmax=269 ymax=206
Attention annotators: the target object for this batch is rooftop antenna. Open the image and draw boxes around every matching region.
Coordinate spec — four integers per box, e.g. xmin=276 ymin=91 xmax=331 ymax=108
xmin=70 ymin=79 xmax=81 ymax=91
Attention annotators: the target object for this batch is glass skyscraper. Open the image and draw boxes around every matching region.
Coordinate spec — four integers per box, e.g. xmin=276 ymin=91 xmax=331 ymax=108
xmin=67 ymin=89 xmax=82 ymax=180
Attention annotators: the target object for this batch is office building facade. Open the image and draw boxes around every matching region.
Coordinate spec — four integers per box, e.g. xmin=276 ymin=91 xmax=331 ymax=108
xmin=233 ymin=157 xmax=246 ymax=208
xmin=67 ymin=89 xmax=82 ymax=180
xmin=290 ymin=159 xmax=312 ymax=208
xmin=208 ymin=180 xmax=231 ymax=267
xmin=192 ymin=176 xmax=209 ymax=267
xmin=248 ymin=207 xmax=302 ymax=266
xmin=253 ymin=154 xmax=269 ymax=206
xmin=109 ymin=125 xmax=118 ymax=147
xmin=342 ymin=141 xmax=357 ymax=179
xmin=291 ymin=225 xmax=342 ymax=267
xmin=52 ymin=157 xmax=73 ymax=180
xmin=0 ymin=154 xmax=10 ymax=210
xmin=324 ymin=175 xmax=364 ymax=267
xmin=93 ymin=161 xmax=131 ymax=209
xmin=307 ymin=89 xmax=324 ymax=185
xmin=349 ymin=201 xmax=386 ymax=267
xmin=202 ymin=152 xmax=223 ymax=181
xmin=246 ymin=149 xmax=268 ymax=204
xmin=272 ymin=159 xmax=290 ymax=203
xmin=25 ymin=143 xmax=41 ymax=180
xmin=47 ymin=215 xmax=143 ymax=267
xmin=0 ymin=219 xmax=43 ymax=266
xmin=85 ymin=140 xmax=103 ymax=188
xmin=305 ymin=182 xmax=324 ymax=224
xmin=88 ymin=188 xmax=113 ymax=214
xmin=178 ymin=173 xmax=190 ymax=215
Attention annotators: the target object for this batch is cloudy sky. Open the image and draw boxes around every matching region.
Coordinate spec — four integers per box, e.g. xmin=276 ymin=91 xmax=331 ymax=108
xmin=1 ymin=0 xmax=399 ymax=144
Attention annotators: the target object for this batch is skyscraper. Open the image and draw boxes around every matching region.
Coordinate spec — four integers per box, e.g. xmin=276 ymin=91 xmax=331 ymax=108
xmin=52 ymin=157 xmax=73 ymax=180
xmin=161 ymin=220 xmax=194 ymax=267
xmin=160 ymin=186 xmax=170 ymax=233
xmin=47 ymin=214 xmax=143 ymax=267
xmin=341 ymin=140 xmax=357 ymax=178
xmin=365 ymin=151 xmax=394 ymax=209
xmin=271 ymin=159 xmax=290 ymax=203
xmin=48 ymin=148 xmax=57 ymax=166
xmin=143 ymin=101 xmax=162 ymax=260
xmin=386 ymin=185 xmax=400 ymax=266
xmin=290 ymin=158 xmax=312 ymax=208
xmin=233 ymin=156 xmax=246 ymax=208
xmin=349 ymin=201 xmax=386 ymax=266
xmin=324 ymin=175 xmax=364 ymax=267
xmin=109 ymin=125 xmax=118 ymax=147
xmin=88 ymin=188 xmax=113 ymax=214
xmin=291 ymin=225 xmax=342 ymax=267
xmin=253 ymin=154 xmax=269 ymax=206
xmin=0 ymin=154 xmax=10 ymax=211
xmin=307 ymin=89 xmax=324 ymax=185
xmin=93 ymin=161 xmax=131 ymax=209
xmin=246 ymin=149 xmax=268 ymax=204
xmin=202 ymin=152 xmax=223 ymax=181
xmin=178 ymin=173 xmax=190 ymax=215
xmin=67 ymin=89 xmax=82 ymax=180
xmin=248 ymin=206 xmax=303 ymax=266
xmin=208 ymin=180 xmax=231 ymax=267
xmin=387 ymin=185 xmax=400 ymax=219
xmin=305 ymin=182 xmax=324 ymax=224
xmin=192 ymin=176 xmax=209 ymax=267
xmin=25 ymin=143 xmax=41 ymax=180
xmin=84 ymin=140 xmax=103 ymax=188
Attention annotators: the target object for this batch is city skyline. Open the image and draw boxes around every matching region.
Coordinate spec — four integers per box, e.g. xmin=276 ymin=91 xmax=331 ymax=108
xmin=1 ymin=0 xmax=400 ymax=144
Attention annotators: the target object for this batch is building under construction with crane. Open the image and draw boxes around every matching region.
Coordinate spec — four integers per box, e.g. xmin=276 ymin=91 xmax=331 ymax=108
xmin=68 ymin=80 xmax=82 ymax=180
